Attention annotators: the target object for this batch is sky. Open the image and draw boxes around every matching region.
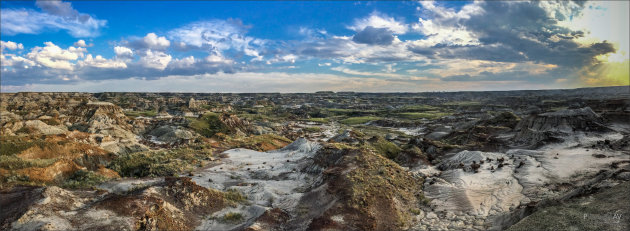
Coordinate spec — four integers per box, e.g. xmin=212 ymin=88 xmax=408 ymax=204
xmin=1 ymin=0 xmax=628 ymax=93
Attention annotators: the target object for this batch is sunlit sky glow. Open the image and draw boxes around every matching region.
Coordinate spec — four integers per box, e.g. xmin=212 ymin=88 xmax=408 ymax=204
xmin=1 ymin=0 xmax=628 ymax=92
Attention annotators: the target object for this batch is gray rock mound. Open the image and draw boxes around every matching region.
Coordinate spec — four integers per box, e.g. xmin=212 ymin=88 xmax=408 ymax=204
xmin=148 ymin=125 xmax=196 ymax=144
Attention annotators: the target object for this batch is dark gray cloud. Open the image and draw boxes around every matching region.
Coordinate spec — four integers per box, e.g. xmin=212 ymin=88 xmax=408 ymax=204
xmin=440 ymin=67 xmax=578 ymax=85
xmin=352 ymin=26 xmax=395 ymax=45
xmin=409 ymin=1 xmax=616 ymax=68
xmin=441 ymin=71 xmax=537 ymax=82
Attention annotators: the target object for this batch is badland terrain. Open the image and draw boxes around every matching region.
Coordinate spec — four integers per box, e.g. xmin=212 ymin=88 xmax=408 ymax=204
xmin=1 ymin=86 xmax=629 ymax=230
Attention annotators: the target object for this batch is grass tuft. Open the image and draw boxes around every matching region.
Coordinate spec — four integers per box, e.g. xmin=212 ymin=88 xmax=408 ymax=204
xmin=221 ymin=212 xmax=244 ymax=223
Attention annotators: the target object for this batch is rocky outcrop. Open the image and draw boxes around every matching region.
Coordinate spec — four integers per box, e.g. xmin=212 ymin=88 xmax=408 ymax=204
xmin=517 ymin=107 xmax=606 ymax=132
xmin=69 ymin=101 xmax=130 ymax=131
xmin=330 ymin=129 xmax=364 ymax=144
xmin=477 ymin=111 xmax=520 ymax=128
xmin=507 ymin=181 xmax=629 ymax=231
xmin=2 ymin=177 xmax=227 ymax=231
xmin=220 ymin=113 xmax=251 ymax=134
xmin=68 ymin=101 xmax=147 ymax=154
xmin=514 ymin=107 xmax=611 ymax=146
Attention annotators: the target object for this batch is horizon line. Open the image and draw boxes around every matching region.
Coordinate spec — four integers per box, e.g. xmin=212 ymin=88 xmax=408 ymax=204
xmin=2 ymin=85 xmax=628 ymax=95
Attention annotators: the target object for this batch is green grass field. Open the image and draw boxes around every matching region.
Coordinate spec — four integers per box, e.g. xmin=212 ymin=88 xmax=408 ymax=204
xmin=443 ymin=101 xmax=481 ymax=106
xmin=340 ymin=116 xmax=381 ymax=125
xmin=394 ymin=112 xmax=451 ymax=120
xmin=124 ymin=110 xmax=157 ymax=118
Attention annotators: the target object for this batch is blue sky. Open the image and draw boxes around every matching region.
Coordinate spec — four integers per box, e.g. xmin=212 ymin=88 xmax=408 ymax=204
xmin=1 ymin=0 xmax=628 ymax=92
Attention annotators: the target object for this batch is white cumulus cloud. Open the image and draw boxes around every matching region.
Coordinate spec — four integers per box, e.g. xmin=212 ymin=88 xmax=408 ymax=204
xmin=1 ymin=41 xmax=24 ymax=51
xmin=73 ymin=39 xmax=90 ymax=47
xmin=114 ymin=46 xmax=134 ymax=58
xmin=26 ymin=42 xmax=85 ymax=70
xmin=79 ymin=54 xmax=127 ymax=69
xmin=348 ymin=12 xmax=409 ymax=34
xmin=167 ymin=19 xmax=265 ymax=60
xmin=142 ymin=33 xmax=170 ymax=50
xmin=138 ymin=50 xmax=172 ymax=70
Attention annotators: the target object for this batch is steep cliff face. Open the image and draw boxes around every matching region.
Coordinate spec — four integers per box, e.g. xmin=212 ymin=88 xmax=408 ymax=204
xmin=514 ymin=107 xmax=610 ymax=146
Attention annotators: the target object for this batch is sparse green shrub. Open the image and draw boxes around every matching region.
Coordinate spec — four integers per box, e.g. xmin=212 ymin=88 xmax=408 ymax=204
xmin=1 ymin=174 xmax=34 ymax=187
xmin=62 ymin=170 xmax=107 ymax=188
xmin=410 ymin=208 xmax=422 ymax=215
xmin=224 ymin=188 xmax=246 ymax=204
xmin=222 ymin=212 xmax=244 ymax=223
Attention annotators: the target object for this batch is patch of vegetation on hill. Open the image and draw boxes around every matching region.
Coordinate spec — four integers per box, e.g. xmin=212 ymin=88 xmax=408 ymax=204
xmin=320 ymin=148 xmax=427 ymax=230
xmin=62 ymin=170 xmax=107 ymax=189
xmin=0 ymin=135 xmax=117 ymax=188
xmin=108 ymin=147 xmax=212 ymax=177
xmin=395 ymin=111 xmax=451 ymax=120
xmin=222 ymin=212 xmax=244 ymax=223
xmin=366 ymin=136 xmax=402 ymax=159
xmin=396 ymin=105 xmax=439 ymax=112
xmin=188 ymin=113 xmax=230 ymax=137
xmin=0 ymin=155 xmax=58 ymax=170
xmin=0 ymin=137 xmax=46 ymax=156
xmin=224 ymin=134 xmax=291 ymax=152
xmin=223 ymin=188 xmax=247 ymax=205
xmin=124 ymin=110 xmax=157 ymax=118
